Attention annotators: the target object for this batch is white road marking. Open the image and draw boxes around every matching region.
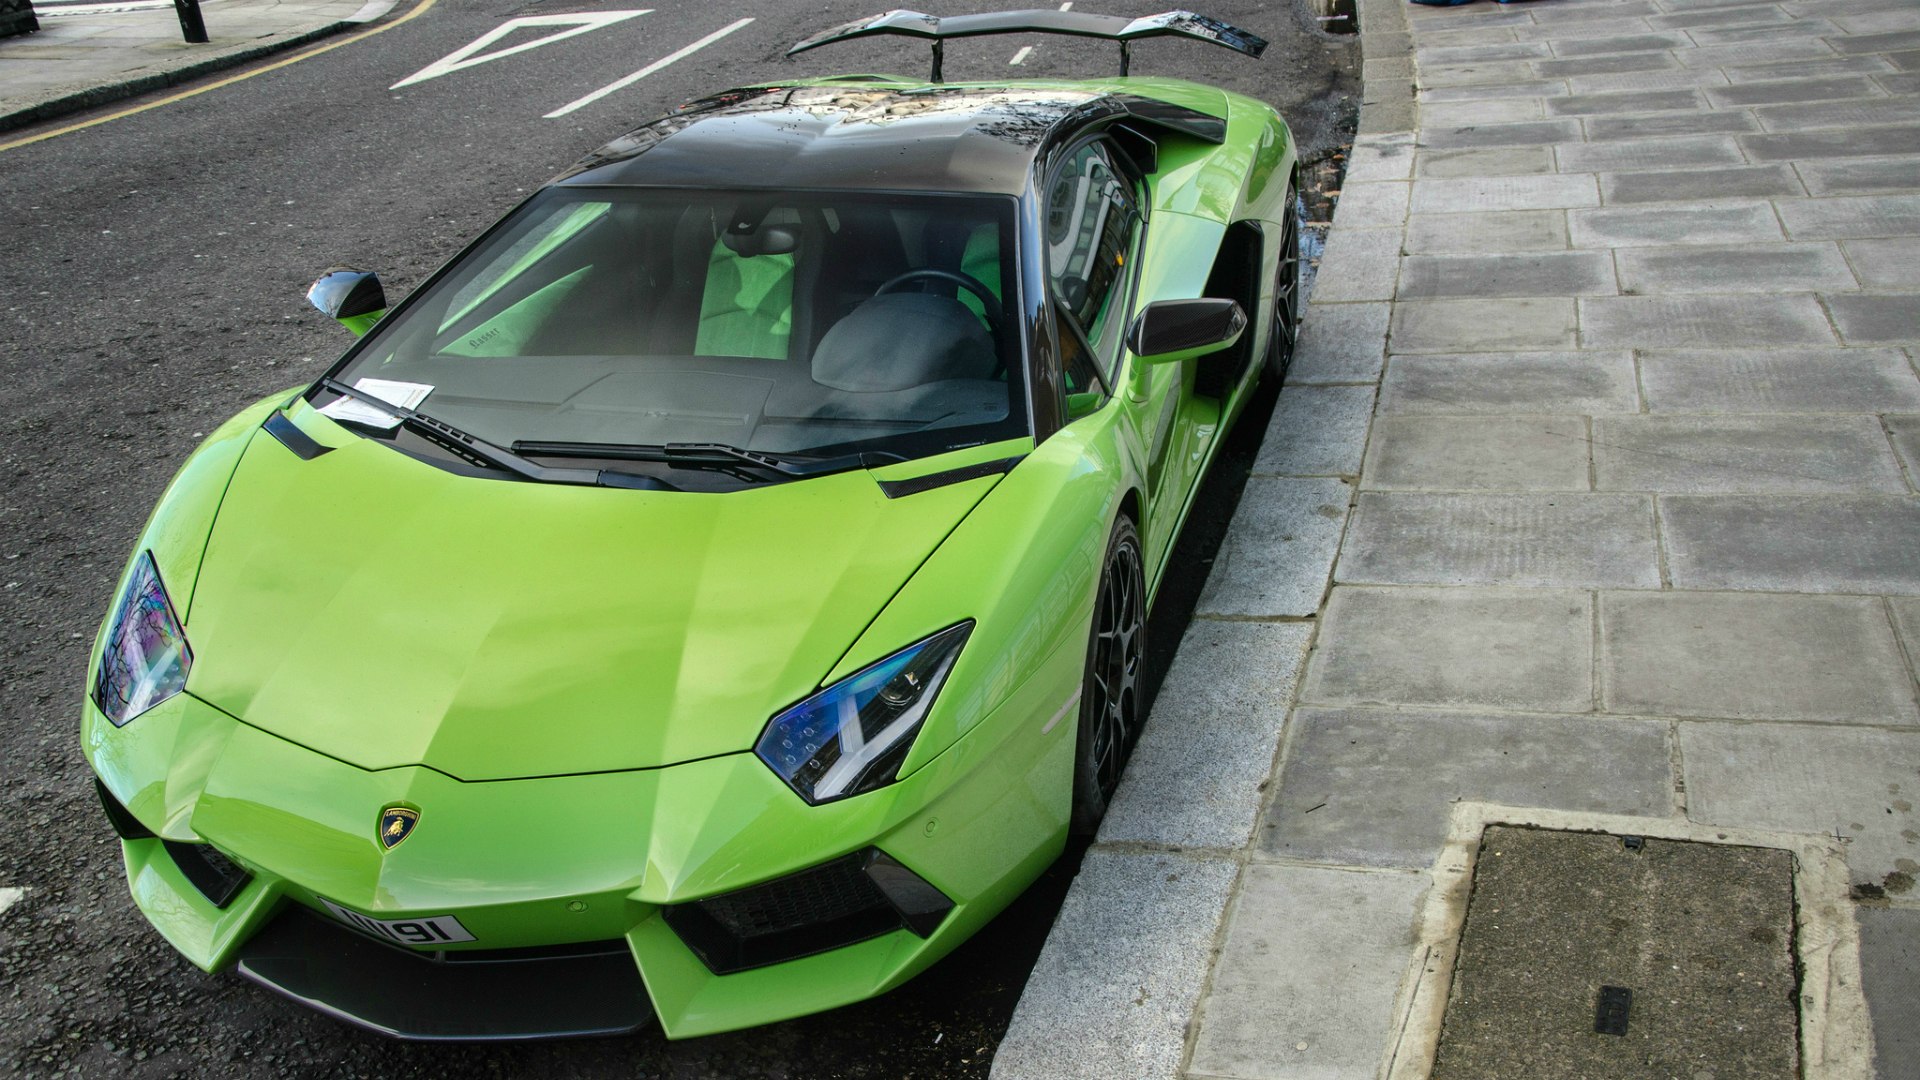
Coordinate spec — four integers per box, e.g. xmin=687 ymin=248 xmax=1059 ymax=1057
xmin=391 ymin=9 xmax=650 ymax=90
xmin=40 ymin=0 xmax=171 ymax=15
xmin=1009 ymin=4 xmax=1072 ymax=64
xmin=545 ymin=17 xmax=753 ymax=119
xmin=0 ymin=888 xmax=24 ymax=915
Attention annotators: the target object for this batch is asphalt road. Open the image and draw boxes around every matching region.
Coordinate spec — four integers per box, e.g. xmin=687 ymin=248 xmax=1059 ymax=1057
xmin=0 ymin=2 xmax=1356 ymax=1074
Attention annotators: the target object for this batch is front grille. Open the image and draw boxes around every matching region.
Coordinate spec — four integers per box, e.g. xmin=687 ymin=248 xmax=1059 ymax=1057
xmin=236 ymin=908 xmax=651 ymax=1040
xmin=162 ymin=839 xmax=251 ymax=908
xmin=664 ymin=848 xmax=953 ymax=975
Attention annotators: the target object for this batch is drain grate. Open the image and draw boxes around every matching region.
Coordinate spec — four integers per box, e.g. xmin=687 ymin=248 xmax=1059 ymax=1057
xmin=1431 ymin=825 xmax=1799 ymax=1079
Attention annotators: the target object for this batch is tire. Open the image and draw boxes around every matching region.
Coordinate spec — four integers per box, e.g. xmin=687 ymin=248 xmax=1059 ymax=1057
xmin=1070 ymin=515 xmax=1147 ymax=835
xmin=1263 ymin=186 xmax=1302 ymax=384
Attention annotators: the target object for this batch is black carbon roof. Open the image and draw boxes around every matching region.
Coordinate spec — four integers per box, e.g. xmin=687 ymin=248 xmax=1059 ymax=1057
xmin=555 ymin=83 xmax=1222 ymax=195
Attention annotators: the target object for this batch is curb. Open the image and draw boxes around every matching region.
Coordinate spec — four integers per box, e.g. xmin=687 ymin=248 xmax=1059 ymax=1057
xmin=0 ymin=1 xmax=394 ymax=135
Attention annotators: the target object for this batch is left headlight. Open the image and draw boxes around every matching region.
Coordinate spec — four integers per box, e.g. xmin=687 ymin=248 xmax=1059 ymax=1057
xmin=92 ymin=551 xmax=192 ymax=727
xmin=756 ymin=622 xmax=972 ymax=805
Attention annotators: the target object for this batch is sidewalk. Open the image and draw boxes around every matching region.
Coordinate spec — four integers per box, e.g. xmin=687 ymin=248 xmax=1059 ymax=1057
xmin=995 ymin=0 xmax=1919 ymax=1075
xmin=0 ymin=0 xmax=389 ymax=132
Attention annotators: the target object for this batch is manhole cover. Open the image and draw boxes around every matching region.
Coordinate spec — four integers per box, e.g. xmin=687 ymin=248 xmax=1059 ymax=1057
xmin=1431 ymin=825 xmax=1799 ymax=1079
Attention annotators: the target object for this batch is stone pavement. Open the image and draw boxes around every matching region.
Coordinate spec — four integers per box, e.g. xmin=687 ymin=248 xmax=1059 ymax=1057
xmin=995 ymin=0 xmax=1919 ymax=1076
xmin=0 ymin=0 xmax=391 ymax=132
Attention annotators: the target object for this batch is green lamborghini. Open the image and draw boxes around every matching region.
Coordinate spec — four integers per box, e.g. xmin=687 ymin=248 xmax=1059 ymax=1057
xmin=81 ymin=8 xmax=1300 ymax=1040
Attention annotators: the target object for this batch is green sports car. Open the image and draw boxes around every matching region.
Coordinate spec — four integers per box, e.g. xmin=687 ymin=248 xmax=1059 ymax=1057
xmin=81 ymin=8 xmax=1300 ymax=1040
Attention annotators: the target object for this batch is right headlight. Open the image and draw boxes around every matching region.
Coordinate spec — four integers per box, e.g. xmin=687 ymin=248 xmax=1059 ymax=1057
xmin=92 ymin=551 xmax=192 ymax=727
xmin=755 ymin=622 xmax=971 ymax=805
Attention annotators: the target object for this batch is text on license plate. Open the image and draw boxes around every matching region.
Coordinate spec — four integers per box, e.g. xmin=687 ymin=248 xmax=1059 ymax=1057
xmin=320 ymin=898 xmax=477 ymax=945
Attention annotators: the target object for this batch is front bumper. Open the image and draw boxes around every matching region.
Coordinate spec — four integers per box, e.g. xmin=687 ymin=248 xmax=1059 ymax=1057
xmin=81 ymin=629 xmax=1080 ymax=1039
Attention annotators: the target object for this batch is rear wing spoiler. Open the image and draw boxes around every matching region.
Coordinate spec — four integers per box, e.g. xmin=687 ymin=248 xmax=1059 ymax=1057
xmin=787 ymin=9 xmax=1268 ymax=81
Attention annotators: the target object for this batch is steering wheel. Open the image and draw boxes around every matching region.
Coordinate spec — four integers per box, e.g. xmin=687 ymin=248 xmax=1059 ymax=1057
xmin=874 ymin=268 xmax=1005 ymax=335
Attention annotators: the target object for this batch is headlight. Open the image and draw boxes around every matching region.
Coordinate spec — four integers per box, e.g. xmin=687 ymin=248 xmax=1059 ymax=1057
xmin=756 ymin=623 xmax=971 ymax=805
xmin=92 ymin=551 xmax=192 ymax=727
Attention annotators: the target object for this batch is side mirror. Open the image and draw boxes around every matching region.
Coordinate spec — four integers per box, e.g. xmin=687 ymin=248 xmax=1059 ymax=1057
xmin=307 ymin=269 xmax=387 ymax=337
xmin=1126 ymin=298 xmax=1247 ymax=364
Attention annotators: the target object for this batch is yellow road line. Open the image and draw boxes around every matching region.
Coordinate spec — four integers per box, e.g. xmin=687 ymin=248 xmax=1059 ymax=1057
xmin=0 ymin=0 xmax=440 ymax=153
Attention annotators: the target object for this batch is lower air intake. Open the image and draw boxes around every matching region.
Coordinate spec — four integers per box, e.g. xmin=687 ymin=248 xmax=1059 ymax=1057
xmin=664 ymin=848 xmax=953 ymax=974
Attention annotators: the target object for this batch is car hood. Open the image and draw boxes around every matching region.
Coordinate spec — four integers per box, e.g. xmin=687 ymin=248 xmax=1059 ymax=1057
xmin=182 ymin=421 xmax=996 ymax=780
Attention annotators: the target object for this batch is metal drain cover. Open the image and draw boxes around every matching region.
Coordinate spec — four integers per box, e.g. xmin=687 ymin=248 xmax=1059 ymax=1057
xmin=1431 ymin=825 xmax=1799 ymax=1079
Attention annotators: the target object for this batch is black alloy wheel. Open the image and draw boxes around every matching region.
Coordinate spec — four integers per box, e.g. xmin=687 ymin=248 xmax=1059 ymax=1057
xmin=1264 ymin=185 xmax=1302 ymax=382
xmin=1071 ymin=515 xmax=1147 ymax=834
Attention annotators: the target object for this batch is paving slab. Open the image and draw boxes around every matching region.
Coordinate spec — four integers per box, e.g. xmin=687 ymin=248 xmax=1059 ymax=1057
xmin=1418 ymin=120 xmax=1584 ymax=150
xmin=1380 ymin=351 xmax=1639 ymax=415
xmin=1598 ymin=164 xmax=1804 ymax=205
xmin=1582 ymin=294 xmax=1835 ymax=348
xmin=1648 ymin=5 xmax=1794 ymax=30
xmin=1391 ymin=298 xmax=1578 ymax=352
xmin=1252 ymin=385 xmax=1376 ymax=477
xmin=1404 ymin=210 xmax=1569 ymax=254
xmin=1778 ymin=193 xmax=1920 ymax=239
xmin=1533 ymin=52 xmax=1678 ymax=78
xmin=1429 ymin=828 xmax=1799 ymax=1080
xmin=1408 ymin=174 xmax=1599 ymax=215
xmin=1341 ymin=493 xmax=1662 ymax=588
xmin=1311 ymin=228 xmax=1404 ymax=304
xmin=1418 ymin=80 xmax=1570 ymax=104
xmin=1603 ymin=591 xmax=1920 ymax=723
xmin=1398 ymin=252 xmax=1614 ymax=299
xmin=1616 ymin=241 xmax=1856 ymax=294
xmin=1332 ymin=181 xmax=1412 ymax=229
xmin=1743 ymin=124 xmax=1920 ymax=161
xmin=1419 ymin=60 xmax=1547 ymax=89
xmin=1691 ymin=16 xmax=1840 ymax=44
xmin=1195 ymin=478 xmax=1350 ymax=619
xmin=1564 ymin=67 xmax=1731 ymax=92
xmin=1567 ymin=201 xmax=1784 ymax=248
xmin=1857 ymin=907 xmax=1920 ymax=1080
xmin=1678 ymin=721 xmax=1920 ymax=887
xmin=1827 ymin=293 xmax=1920 ymax=346
xmin=1187 ymin=865 xmax=1427 ymax=1080
xmin=1262 ymin=708 xmax=1672 ymax=869
xmin=1345 ymin=133 xmax=1417 ymax=183
xmin=1300 ymin=586 xmax=1593 ymax=713
xmin=1661 ymin=494 xmax=1920 ymax=593
xmin=1844 ymin=238 xmax=1920 ymax=288
xmin=1705 ymin=74 xmax=1888 ymax=107
xmin=1675 ymin=38 xmax=1841 ymax=68
xmin=1414 ymin=147 xmax=1556 ymax=179
xmin=1418 ymin=42 xmax=1553 ymax=66
xmin=1829 ymin=28 xmax=1920 ymax=55
xmin=1638 ymin=348 xmax=1920 ymax=413
xmin=1548 ymin=32 xmax=1691 ymax=58
xmin=1595 ymin=415 xmax=1909 ymax=493
xmin=991 ymin=851 xmax=1239 ymax=1080
xmin=1724 ymin=54 xmax=1900 ymax=82
xmin=1289 ymin=302 xmax=1389 ymax=383
xmin=1099 ymin=621 xmax=1310 ymax=851
xmin=1583 ymin=111 xmax=1762 ymax=140
xmin=1888 ymin=415 xmax=1920 ymax=478
xmin=1359 ymin=416 xmax=1591 ymax=492
xmin=1544 ymin=88 xmax=1704 ymax=115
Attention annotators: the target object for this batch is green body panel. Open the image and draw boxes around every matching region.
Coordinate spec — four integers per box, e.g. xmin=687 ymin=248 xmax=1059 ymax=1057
xmin=82 ymin=71 xmax=1299 ymax=1039
xmin=181 ymin=402 xmax=998 ymax=779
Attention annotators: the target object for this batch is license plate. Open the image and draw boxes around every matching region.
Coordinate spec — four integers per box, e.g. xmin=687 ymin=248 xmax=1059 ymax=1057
xmin=320 ymin=898 xmax=477 ymax=946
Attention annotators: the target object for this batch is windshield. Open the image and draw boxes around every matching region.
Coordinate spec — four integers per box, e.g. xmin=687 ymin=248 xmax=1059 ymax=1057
xmin=327 ymin=187 xmax=1027 ymax=475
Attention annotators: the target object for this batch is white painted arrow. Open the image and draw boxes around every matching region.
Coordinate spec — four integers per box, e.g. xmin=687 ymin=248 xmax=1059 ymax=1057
xmin=0 ymin=887 xmax=24 ymax=915
xmin=392 ymin=9 xmax=651 ymax=90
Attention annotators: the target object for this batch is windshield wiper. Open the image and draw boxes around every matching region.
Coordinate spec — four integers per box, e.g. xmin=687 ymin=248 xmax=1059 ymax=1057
xmin=510 ymin=440 xmax=906 ymax=479
xmin=317 ymin=379 xmax=678 ymax=491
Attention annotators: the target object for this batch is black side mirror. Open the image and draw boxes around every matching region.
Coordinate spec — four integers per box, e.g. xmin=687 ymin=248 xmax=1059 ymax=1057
xmin=1126 ymin=298 xmax=1247 ymax=364
xmin=307 ymin=269 xmax=387 ymax=336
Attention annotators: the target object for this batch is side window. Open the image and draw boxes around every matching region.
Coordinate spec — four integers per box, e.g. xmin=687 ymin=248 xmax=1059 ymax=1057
xmin=1046 ymin=141 xmax=1140 ymax=399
